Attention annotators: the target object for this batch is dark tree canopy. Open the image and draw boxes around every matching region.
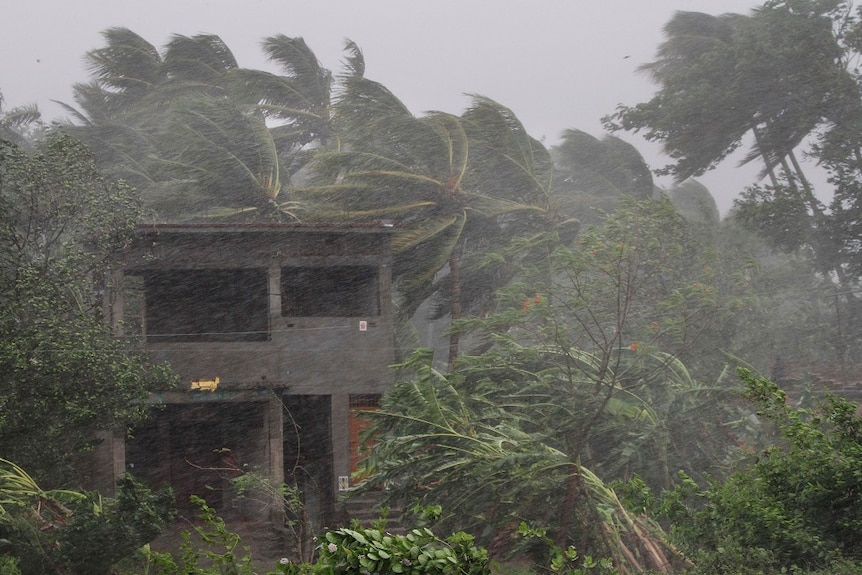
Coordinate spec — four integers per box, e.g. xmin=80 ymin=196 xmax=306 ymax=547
xmin=0 ymin=134 xmax=176 ymax=485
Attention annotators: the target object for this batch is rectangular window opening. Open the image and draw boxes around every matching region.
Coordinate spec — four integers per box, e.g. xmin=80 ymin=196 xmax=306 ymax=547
xmin=142 ymin=268 xmax=269 ymax=342
xmin=281 ymin=266 xmax=379 ymax=317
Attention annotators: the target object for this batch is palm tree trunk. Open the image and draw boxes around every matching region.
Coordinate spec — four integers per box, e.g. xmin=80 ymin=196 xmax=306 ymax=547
xmin=447 ymin=252 xmax=462 ymax=370
xmin=787 ymin=149 xmax=823 ymax=216
xmin=751 ymin=123 xmax=780 ymax=188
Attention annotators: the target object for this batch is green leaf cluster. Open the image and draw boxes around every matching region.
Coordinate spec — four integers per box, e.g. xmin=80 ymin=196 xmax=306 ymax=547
xmin=317 ymin=526 xmax=488 ymax=575
xmin=0 ymin=465 xmax=174 ymax=575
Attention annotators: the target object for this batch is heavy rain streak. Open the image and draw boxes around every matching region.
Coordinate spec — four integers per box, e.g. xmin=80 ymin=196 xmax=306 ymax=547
xmin=4 ymin=2 xmax=862 ymax=574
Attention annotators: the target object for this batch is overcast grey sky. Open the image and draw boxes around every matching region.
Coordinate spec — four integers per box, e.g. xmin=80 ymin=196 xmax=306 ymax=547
xmin=1 ymin=1 xmax=766 ymax=213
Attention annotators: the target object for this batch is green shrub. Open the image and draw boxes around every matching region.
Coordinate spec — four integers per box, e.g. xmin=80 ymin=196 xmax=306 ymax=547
xmin=0 ymin=470 xmax=173 ymax=575
xmin=123 ymin=500 xmax=489 ymax=575
xmin=624 ymin=369 xmax=862 ymax=574
xmin=0 ymin=557 xmax=20 ymax=575
xmin=317 ymin=526 xmax=489 ymax=575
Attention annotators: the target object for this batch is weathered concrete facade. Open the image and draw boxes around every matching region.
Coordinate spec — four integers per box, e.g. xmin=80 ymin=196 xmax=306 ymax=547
xmin=96 ymin=223 xmax=395 ymax=526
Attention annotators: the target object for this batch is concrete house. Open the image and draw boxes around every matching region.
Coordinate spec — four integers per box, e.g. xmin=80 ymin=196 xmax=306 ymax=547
xmin=88 ymin=222 xmax=395 ymax=529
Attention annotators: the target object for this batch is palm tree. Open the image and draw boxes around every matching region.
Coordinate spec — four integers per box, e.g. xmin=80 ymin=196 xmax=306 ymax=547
xmin=306 ymin=43 xmax=552 ymax=366
xmin=357 ymin=350 xmax=689 ymax=573
xmin=0 ymin=91 xmax=41 ymax=146
xmin=58 ymin=29 xmax=335 ymax=221
xmin=550 ymin=129 xmax=655 ymax=227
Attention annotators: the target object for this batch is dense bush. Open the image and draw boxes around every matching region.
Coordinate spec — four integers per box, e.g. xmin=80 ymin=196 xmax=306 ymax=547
xmin=631 ymin=369 xmax=862 ymax=574
xmin=0 ymin=469 xmax=174 ymax=575
xmin=123 ymin=498 xmax=489 ymax=575
xmin=317 ymin=526 xmax=489 ymax=575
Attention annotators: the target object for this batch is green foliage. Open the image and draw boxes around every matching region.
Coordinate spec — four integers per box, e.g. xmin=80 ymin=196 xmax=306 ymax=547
xmin=549 ymin=129 xmax=655 ymax=228
xmin=606 ymin=2 xmax=850 ymax=183
xmin=309 ymin=78 xmax=556 ymax=361
xmin=53 ymin=476 xmax=175 ymax=575
xmin=127 ymin=495 xmax=260 ymax=575
xmin=122 ymin=499 xmax=485 ymax=575
xmin=350 ymin=199 xmax=755 ymax=572
xmin=0 ymin=467 xmax=174 ymax=575
xmin=0 ymin=557 xmax=19 ymax=575
xmin=318 ymin=526 xmax=489 ymax=575
xmin=608 ymin=1 xmax=862 ymax=371
xmin=229 ymin=471 xmax=315 ymax=562
xmin=643 ymin=369 xmax=862 ymax=573
xmin=178 ymin=495 xmax=257 ymax=574
xmin=61 ymin=28 xmax=331 ymax=222
xmin=0 ymin=90 xmax=40 ymax=146
xmin=0 ymin=134 xmax=177 ymax=484
xmin=356 ymin=347 xmax=686 ymax=573
xmin=517 ymin=523 xmax=617 ymax=575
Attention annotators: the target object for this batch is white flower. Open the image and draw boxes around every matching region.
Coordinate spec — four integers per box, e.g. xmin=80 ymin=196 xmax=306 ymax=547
xmin=328 ymin=543 xmax=338 ymax=553
xmin=279 ymin=557 xmax=291 ymax=565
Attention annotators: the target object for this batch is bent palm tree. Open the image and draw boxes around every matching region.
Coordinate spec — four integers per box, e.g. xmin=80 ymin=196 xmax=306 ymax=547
xmin=0 ymin=91 xmax=40 ymax=146
xmin=307 ymin=43 xmax=551 ymax=366
xmin=58 ymin=29 xmax=334 ymax=221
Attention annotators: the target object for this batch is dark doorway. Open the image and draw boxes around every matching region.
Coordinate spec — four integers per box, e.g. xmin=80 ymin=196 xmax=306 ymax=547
xmin=127 ymin=402 xmax=264 ymax=514
xmin=283 ymin=395 xmax=333 ymax=531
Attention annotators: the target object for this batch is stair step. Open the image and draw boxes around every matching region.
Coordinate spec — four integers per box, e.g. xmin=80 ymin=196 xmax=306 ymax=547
xmin=339 ymin=492 xmax=406 ymax=534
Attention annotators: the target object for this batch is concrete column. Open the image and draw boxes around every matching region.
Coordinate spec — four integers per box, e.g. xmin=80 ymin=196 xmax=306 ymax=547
xmin=76 ymin=429 xmax=122 ymax=496
xmin=111 ymin=429 xmax=126 ymax=494
xmin=267 ymin=397 xmax=285 ymax=485
xmin=268 ymin=263 xmax=282 ymax=320
xmin=330 ymin=393 xmax=351 ymax=494
xmin=378 ymin=261 xmax=392 ymax=319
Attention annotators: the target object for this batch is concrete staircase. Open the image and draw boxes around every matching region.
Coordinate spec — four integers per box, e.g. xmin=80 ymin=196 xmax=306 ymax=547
xmin=338 ymin=491 xmax=406 ymax=534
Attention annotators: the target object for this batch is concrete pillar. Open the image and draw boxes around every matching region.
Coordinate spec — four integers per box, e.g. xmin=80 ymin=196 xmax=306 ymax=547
xmin=267 ymin=394 xmax=285 ymax=525
xmin=330 ymin=393 xmax=351 ymax=494
xmin=268 ymin=263 xmax=282 ymax=320
xmin=378 ymin=262 xmax=392 ymax=319
xmin=111 ymin=429 xmax=126 ymax=494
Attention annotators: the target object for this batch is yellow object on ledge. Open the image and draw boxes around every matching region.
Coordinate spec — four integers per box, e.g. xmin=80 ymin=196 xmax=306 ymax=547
xmin=191 ymin=377 xmax=219 ymax=392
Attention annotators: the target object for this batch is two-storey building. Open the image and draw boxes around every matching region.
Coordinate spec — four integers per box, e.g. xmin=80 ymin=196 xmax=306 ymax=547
xmin=85 ymin=222 xmax=395 ymax=529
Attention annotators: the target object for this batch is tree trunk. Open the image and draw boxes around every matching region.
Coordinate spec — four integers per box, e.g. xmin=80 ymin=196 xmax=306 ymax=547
xmin=787 ymin=149 xmax=823 ymax=216
xmin=447 ymin=252 xmax=462 ymax=370
xmin=751 ymin=123 xmax=781 ymax=188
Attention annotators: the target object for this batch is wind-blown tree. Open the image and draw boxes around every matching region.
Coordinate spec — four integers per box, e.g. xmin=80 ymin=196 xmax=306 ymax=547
xmin=0 ymin=134 xmax=176 ymax=485
xmin=307 ymin=43 xmax=553 ymax=366
xmin=56 ymin=28 xmax=169 ymax=192
xmin=59 ymin=29 xmax=333 ymax=221
xmin=666 ymin=180 xmax=720 ymax=234
xmin=0 ymin=90 xmax=41 ymax=146
xmin=605 ymin=3 xmax=852 ymax=188
xmin=550 ymin=129 xmax=656 ymax=226
xmin=360 ymin=350 xmax=684 ymax=574
xmin=251 ymin=35 xmax=336 ymax=154
xmin=607 ymin=1 xmax=862 ymax=371
xmin=421 ymin=95 xmax=564 ymax=356
xmin=357 ymin=198 xmax=742 ymax=570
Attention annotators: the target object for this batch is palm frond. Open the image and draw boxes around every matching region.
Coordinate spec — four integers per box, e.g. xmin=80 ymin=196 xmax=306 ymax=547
xmin=84 ymin=27 xmax=164 ymax=101
xmin=163 ymin=33 xmax=238 ymax=87
xmin=392 ymin=214 xmax=463 ymax=254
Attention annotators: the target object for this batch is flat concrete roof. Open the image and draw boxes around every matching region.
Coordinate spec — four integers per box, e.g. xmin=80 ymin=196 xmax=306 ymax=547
xmin=136 ymin=222 xmax=398 ymax=234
